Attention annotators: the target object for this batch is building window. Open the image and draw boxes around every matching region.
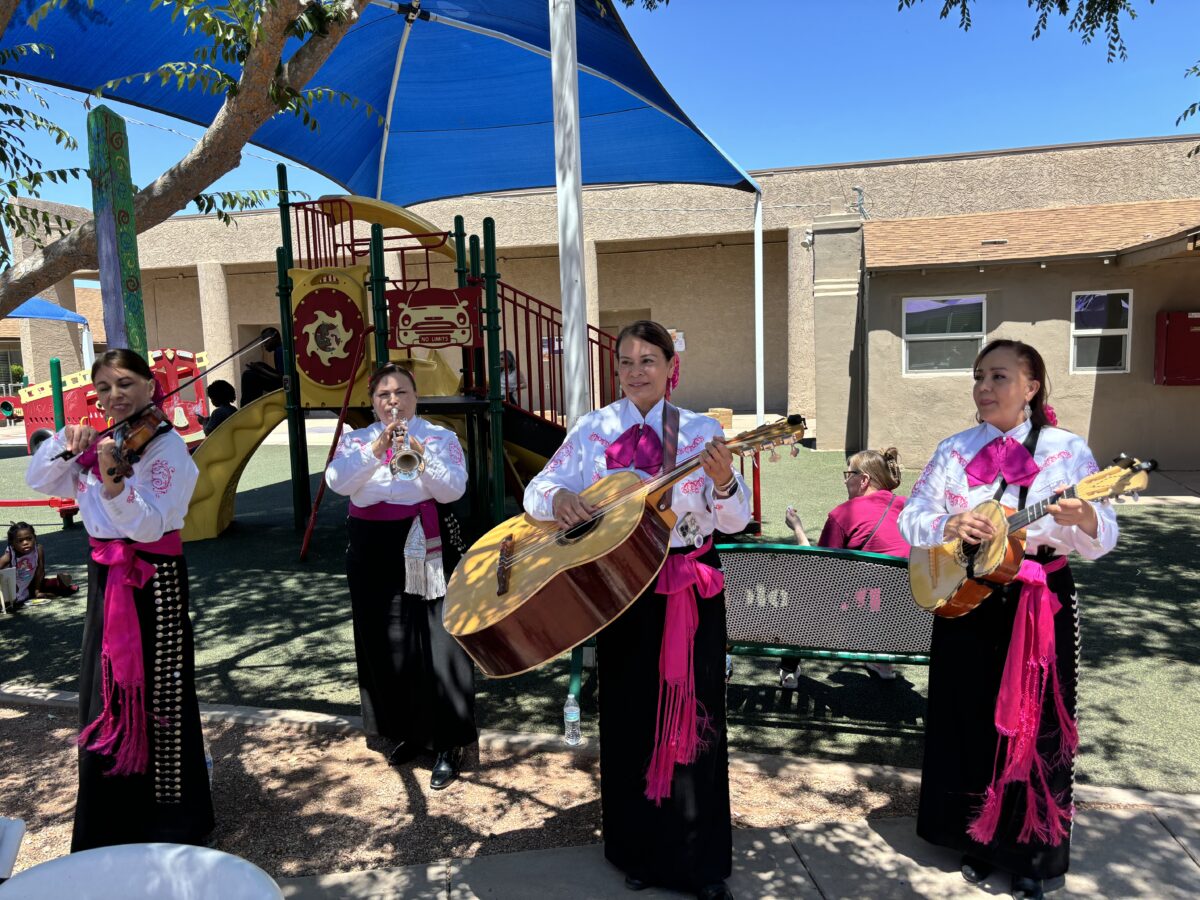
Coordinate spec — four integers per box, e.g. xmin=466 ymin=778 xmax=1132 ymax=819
xmin=1071 ymin=290 xmax=1131 ymax=373
xmin=902 ymin=294 xmax=986 ymax=373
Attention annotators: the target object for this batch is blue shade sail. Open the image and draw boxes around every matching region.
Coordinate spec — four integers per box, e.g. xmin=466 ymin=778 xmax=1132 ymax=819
xmin=1 ymin=0 xmax=755 ymax=205
xmin=6 ymin=296 xmax=88 ymax=324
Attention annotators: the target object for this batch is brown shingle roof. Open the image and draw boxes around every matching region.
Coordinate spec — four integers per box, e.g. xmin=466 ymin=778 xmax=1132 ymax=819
xmin=0 ymin=286 xmax=107 ymax=341
xmin=863 ymin=198 xmax=1200 ymax=270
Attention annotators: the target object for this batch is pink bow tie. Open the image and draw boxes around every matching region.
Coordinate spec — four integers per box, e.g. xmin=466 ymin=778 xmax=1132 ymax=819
xmin=965 ymin=436 xmax=1040 ymax=488
xmin=605 ymin=423 xmax=663 ymax=474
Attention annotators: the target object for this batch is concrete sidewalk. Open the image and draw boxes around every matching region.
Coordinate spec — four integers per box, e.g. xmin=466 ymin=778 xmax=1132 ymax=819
xmin=278 ymin=799 xmax=1200 ymax=899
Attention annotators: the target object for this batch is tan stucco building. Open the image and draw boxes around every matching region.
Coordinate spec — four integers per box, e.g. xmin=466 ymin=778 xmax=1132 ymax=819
xmin=12 ymin=134 xmax=1200 ymax=467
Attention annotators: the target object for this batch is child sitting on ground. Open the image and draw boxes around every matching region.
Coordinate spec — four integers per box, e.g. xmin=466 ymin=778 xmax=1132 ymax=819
xmin=1 ymin=522 xmax=78 ymax=608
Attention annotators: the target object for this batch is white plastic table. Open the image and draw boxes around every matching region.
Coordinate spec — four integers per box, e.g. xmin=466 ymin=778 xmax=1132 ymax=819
xmin=0 ymin=843 xmax=283 ymax=899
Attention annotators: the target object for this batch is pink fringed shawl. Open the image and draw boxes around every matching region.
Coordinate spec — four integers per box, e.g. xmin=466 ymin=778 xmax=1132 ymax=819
xmin=81 ymin=533 xmax=182 ymax=776
xmin=643 ymin=538 xmax=724 ymax=805
xmin=968 ymin=555 xmax=1078 ymax=847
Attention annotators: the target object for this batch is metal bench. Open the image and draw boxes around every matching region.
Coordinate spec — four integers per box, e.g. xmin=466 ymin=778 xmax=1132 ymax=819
xmin=718 ymin=542 xmax=930 ymax=666
xmin=566 ymin=542 xmax=930 ymax=699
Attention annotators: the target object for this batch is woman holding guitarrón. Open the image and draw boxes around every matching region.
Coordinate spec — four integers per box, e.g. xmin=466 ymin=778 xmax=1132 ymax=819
xmin=898 ymin=339 xmax=1118 ymax=900
xmin=524 ymin=320 xmax=749 ymax=900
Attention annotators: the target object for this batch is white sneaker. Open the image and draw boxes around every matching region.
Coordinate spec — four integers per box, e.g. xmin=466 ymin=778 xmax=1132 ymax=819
xmin=865 ymin=662 xmax=897 ymax=680
xmin=779 ymin=666 xmax=799 ymax=689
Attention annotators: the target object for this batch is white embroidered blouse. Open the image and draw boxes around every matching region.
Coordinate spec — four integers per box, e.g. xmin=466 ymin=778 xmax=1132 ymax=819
xmin=898 ymin=419 xmax=1119 ymax=560
xmin=26 ymin=428 xmax=198 ymax=543
xmin=523 ymin=398 xmax=751 ymax=547
xmin=324 ymin=416 xmax=467 ymax=507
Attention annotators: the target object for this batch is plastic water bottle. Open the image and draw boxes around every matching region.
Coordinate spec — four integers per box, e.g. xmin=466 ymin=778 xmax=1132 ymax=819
xmin=563 ymin=694 xmax=582 ymax=746
xmin=204 ymin=740 xmax=214 ymax=787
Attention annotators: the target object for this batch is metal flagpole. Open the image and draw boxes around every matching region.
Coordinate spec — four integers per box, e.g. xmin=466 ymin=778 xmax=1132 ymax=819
xmin=549 ymin=0 xmax=591 ymax=427
xmin=754 ymin=190 xmax=764 ymax=425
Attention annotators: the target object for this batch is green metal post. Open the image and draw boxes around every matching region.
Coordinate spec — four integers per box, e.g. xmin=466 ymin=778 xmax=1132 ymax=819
xmin=276 ymin=246 xmax=311 ymax=530
xmin=49 ymin=358 xmax=65 ymax=431
xmin=88 ymin=105 xmax=147 ymax=357
xmin=468 ymin=233 xmax=485 ymax=392
xmin=277 ymin=164 xmax=294 ymax=270
xmin=369 ymin=224 xmax=389 ymax=369
xmin=453 ymin=216 xmax=468 ymax=290
xmin=483 ymin=219 xmax=505 ymax=525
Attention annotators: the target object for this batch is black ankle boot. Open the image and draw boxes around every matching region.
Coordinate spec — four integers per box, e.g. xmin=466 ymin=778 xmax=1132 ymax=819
xmin=961 ymin=854 xmax=994 ymax=884
xmin=1011 ymin=875 xmax=1044 ymax=899
xmin=430 ymin=748 xmax=462 ymax=790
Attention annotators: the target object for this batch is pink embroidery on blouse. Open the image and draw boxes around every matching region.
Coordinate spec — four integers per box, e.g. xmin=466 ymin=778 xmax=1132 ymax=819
xmin=546 ymin=439 xmax=574 ymax=472
xmin=150 ymin=459 xmax=175 ymax=496
xmin=680 ymin=475 xmax=704 ymax=495
xmin=447 ymin=441 xmax=464 ymax=467
xmin=945 ymin=490 xmax=969 ymax=509
xmin=1082 ymin=460 xmax=1100 ymax=475
xmin=680 ymin=434 xmax=704 ymax=454
xmin=912 ymin=461 xmax=936 ymax=495
xmin=949 ymin=450 xmax=970 ymax=468
xmin=336 ymin=437 xmax=366 ymax=459
xmin=588 ymin=433 xmax=611 ymax=448
xmin=126 ymin=487 xmax=136 ymax=504
xmin=592 ymin=471 xmax=603 ymax=483
xmin=1040 ymin=450 xmax=1073 ymax=469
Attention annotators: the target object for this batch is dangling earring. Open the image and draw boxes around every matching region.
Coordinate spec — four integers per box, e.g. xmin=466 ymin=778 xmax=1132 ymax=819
xmin=1023 ymin=401 xmax=1032 ymax=421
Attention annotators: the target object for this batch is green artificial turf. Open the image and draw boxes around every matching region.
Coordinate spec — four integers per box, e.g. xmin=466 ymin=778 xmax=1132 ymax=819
xmin=1 ymin=441 xmax=1196 ymax=792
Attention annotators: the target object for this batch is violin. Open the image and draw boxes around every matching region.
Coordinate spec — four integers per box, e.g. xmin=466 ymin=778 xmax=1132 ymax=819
xmin=53 ymin=404 xmax=174 ymax=483
xmin=105 ymin=405 xmax=175 ymax=482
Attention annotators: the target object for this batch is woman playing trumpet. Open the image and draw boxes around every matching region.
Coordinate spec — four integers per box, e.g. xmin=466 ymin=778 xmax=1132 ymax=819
xmin=325 ymin=364 xmax=476 ymax=789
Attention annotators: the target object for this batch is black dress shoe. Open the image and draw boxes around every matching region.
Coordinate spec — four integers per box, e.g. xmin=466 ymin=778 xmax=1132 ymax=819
xmin=430 ymin=748 xmax=461 ymax=790
xmin=695 ymin=882 xmax=733 ymax=900
xmin=1011 ymin=875 xmax=1044 ymax=900
xmin=623 ymin=875 xmax=648 ymax=891
xmin=961 ymin=854 xmax=994 ymax=885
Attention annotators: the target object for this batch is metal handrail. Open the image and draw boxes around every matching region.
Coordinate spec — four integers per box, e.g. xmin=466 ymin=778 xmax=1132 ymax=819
xmin=497 ymin=280 xmax=617 ymax=427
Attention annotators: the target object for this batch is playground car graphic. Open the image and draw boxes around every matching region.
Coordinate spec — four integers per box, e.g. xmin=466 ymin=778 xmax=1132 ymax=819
xmin=390 ymin=287 xmax=478 ymax=349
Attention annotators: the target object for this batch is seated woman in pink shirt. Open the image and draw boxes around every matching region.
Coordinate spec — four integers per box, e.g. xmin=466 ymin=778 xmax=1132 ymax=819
xmin=780 ymin=447 xmax=910 ymax=685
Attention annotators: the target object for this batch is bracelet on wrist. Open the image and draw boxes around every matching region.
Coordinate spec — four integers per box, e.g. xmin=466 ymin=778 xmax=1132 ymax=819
xmin=714 ymin=474 xmax=738 ymax=497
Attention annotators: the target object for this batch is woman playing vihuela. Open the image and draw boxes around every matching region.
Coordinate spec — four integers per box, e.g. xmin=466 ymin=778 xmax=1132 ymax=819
xmin=325 ymin=363 xmax=476 ymax=790
xmin=523 ymin=320 xmax=749 ymax=900
xmin=898 ymin=339 xmax=1118 ymax=900
xmin=26 ymin=349 xmax=215 ymax=851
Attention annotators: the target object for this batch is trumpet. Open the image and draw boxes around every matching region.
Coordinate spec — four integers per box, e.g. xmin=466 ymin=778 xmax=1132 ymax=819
xmin=389 ymin=408 xmax=425 ymax=481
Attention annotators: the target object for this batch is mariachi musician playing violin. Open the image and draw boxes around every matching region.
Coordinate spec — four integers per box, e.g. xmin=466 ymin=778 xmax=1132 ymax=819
xmin=26 ymin=348 xmax=217 ymax=852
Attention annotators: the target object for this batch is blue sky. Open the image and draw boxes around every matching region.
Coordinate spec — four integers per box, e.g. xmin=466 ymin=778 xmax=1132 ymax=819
xmin=16 ymin=0 xmax=1200 ymax=210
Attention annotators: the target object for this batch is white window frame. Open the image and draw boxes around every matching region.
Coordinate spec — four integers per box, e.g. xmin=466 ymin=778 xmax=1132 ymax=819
xmin=1070 ymin=289 xmax=1132 ymax=374
xmin=901 ymin=294 xmax=987 ymax=375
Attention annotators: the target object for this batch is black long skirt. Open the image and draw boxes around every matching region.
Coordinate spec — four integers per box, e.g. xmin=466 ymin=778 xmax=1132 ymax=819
xmin=73 ymin=550 xmax=215 ymax=852
xmin=345 ymin=515 xmax=476 ymax=751
xmin=596 ymin=543 xmax=732 ymax=892
xmin=918 ymin=563 xmax=1079 ymax=879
